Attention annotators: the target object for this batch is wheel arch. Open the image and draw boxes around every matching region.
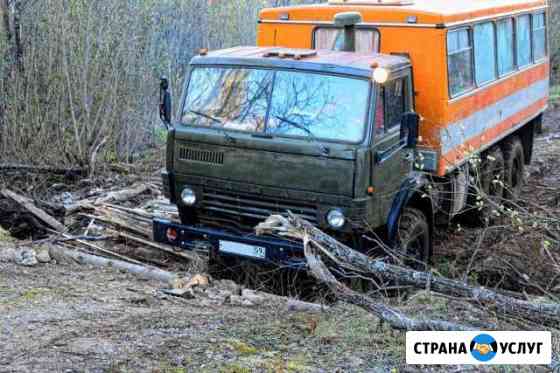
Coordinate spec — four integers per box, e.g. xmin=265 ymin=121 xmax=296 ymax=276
xmin=387 ymin=174 xmax=435 ymax=258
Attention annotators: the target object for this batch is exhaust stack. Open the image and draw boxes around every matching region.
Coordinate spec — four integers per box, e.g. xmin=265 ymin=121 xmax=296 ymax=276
xmin=334 ymin=12 xmax=363 ymax=52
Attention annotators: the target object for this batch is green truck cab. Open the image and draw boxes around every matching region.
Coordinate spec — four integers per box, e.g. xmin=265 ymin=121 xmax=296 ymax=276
xmin=154 ymin=45 xmax=432 ymax=269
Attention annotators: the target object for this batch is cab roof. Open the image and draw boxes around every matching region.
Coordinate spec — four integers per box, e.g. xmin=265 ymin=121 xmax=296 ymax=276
xmin=190 ymin=46 xmax=410 ymax=79
xmin=260 ymin=0 xmax=547 ymax=26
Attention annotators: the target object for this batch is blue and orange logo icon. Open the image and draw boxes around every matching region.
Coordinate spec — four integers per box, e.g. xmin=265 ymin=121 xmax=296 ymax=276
xmin=470 ymin=334 xmax=498 ymax=362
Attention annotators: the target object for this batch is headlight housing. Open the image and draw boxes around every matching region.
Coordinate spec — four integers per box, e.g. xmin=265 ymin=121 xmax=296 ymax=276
xmin=181 ymin=187 xmax=197 ymax=206
xmin=327 ymin=209 xmax=346 ymax=229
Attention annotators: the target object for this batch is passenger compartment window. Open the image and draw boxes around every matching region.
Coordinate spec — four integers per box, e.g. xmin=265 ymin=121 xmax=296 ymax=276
xmin=314 ymin=28 xmax=380 ymax=53
xmin=532 ymin=13 xmax=546 ymax=61
xmin=497 ymin=19 xmax=515 ymax=76
xmin=516 ymin=15 xmax=532 ymax=68
xmin=447 ymin=28 xmax=475 ymax=97
xmin=473 ymin=22 xmax=497 ymax=85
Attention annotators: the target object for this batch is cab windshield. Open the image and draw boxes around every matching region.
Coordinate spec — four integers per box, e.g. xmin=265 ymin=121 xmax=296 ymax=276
xmin=181 ymin=67 xmax=370 ymax=143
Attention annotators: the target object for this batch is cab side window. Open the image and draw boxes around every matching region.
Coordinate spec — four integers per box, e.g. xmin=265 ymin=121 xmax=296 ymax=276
xmin=384 ymin=78 xmax=406 ymax=131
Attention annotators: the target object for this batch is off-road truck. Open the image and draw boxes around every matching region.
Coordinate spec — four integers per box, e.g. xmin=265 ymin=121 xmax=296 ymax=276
xmin=154 ymin=50 xmax=431 ymax=269
xmin=154 ymin=6 xmax=545 ymax=270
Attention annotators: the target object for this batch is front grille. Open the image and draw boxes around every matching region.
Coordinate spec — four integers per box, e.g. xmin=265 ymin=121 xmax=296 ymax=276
xmin=178 ymin=147 xmax=224 ymax=165
xmin=200 ymin=188 xmax=318 ymax=227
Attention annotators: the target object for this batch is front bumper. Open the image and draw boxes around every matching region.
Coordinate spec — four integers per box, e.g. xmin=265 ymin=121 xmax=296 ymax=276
xmin=153 ymin=218 xmax=306 ymax=269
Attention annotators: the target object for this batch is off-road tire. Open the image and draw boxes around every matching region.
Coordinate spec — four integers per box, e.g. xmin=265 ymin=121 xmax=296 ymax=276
xmin=396 ymin=207 xmax=430 ymax=269
xmin=502 ymin=137 xmax=525 ymax=202
xmin=465 ymin=146 xmax=505 ymax=225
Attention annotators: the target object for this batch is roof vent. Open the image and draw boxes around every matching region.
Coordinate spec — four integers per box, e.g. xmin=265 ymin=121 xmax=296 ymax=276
xmin=263 ymin=48 xmax=317 ymax=60
xmin=328 ymin=0 xmax=414 ymax=5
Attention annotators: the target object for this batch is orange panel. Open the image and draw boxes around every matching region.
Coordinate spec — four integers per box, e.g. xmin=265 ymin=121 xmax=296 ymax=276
xmin=439 ymin=97 xmax=547 ymax=174
xmin=446 ymin=63 xmax=549 ymax=124
xmin=257 ymin=1 xmax=549 ymax=177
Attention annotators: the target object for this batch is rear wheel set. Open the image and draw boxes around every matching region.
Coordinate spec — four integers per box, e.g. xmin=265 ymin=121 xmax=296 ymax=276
xmin=466 ymin=136 xmax=525 ymax=224
xmin=466 ymin=146 xmax=505 ymax=224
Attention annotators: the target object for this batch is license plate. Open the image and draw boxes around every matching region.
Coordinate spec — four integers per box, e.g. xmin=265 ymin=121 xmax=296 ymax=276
xmin=219 ymin=241 xmax=266 ymax=259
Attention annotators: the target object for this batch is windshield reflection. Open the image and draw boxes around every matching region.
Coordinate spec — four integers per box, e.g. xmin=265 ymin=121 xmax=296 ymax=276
xmin=183 ymin=68 xmax=273 ymax=132
xmin=182 ymin=67 xmax=370 ymax=143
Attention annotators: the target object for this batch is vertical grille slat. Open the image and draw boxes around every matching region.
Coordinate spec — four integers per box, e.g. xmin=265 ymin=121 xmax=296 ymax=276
xmin=178 ymin=147 xmax=224 ymax=165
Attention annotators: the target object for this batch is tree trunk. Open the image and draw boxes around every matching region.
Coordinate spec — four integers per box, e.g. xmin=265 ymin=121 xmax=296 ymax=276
xmin=256 ymin=214 xmax=560 ymax=328
xmin=12 ymin=0 xmax=24 ymax=74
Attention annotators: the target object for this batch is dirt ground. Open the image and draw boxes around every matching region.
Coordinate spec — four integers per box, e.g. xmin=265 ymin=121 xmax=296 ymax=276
xmin=1 ymin=111 xmax=560 ymax=372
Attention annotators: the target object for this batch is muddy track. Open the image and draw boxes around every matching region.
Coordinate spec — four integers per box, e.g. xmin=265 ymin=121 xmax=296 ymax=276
xmin=1 ymin=111 xmax=559 ymax=372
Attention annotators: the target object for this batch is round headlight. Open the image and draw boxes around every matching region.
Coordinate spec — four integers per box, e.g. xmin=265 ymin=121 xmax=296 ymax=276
xmin=327 ymin=209 xmax=346 ymax=229
xmin=181 ymin=187 xmax=197 ymax=206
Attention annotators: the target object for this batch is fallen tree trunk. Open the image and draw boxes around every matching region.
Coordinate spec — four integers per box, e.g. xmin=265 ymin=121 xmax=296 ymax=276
xmin=49 ymin=244 xmax=177 ymax=284
xmin=0 ymin=164 xmax=84 ymax=177
xmin=95 ymin=184 xmax=153 ymax=204
xmin=256 ymin=215 xmax=560 ymax=328
xmin=1 ymin=189 xmax=66 ymax=233
xmin=303 ymin=236 xmax=473 ymax=331
xmin=115 ymin=230 xmax=205 ymax=266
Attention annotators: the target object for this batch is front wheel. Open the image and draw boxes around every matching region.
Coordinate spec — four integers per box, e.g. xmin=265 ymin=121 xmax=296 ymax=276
xmin=396 ymin=207 xmax=431 ymax=269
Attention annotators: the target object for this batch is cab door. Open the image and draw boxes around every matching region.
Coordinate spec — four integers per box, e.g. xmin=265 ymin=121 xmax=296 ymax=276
xmin=370 ymin=70 xmax=415 ymax=225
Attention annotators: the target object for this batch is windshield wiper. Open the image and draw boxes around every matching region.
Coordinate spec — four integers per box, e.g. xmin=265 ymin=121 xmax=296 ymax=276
xmin=272 ymin=115 xmax=330 ymax=155
xmin=188 ymin=109 xmax=236 ymax=143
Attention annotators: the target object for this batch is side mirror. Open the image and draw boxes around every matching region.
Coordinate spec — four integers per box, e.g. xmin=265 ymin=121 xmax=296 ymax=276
xmin=400 ymin=112 xmax=419 ymax=148
xmin=159 ymin=76 xmax=172 ymax=126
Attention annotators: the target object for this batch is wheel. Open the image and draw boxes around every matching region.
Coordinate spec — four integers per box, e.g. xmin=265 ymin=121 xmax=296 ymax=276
xmin=502 ymin=137 xmax=525 ymax=202
xmin=396 ymin=207 xmax=430 ymax=269
xmin=465 ymin=147 xmax=505 ymax=225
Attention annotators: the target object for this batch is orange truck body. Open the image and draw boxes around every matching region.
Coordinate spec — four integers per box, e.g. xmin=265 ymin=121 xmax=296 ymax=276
xmin=257 ymin=0 xmax=549 ymax=176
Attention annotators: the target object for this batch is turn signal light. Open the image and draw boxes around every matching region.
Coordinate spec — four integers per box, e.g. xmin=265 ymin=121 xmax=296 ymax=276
xmin=166 ymin=228 xmax=178 ymax=242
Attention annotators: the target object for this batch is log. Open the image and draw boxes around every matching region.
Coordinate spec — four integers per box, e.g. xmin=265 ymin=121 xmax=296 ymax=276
xmin=256 ymin=214 xmax=560 ymax=328
xmin=114 ymin=230 xmax=204 ymax=265
xmin=0 ymin=164 xmax=84 ymax=177
xmin=286 ymin=298 xmax=329 ymax=313
xmin=303 ymin=236 xmax=472 ymax=330
xmin=95 ymin=184 xmax=151 ymax=204
xmin=49 ymin=244 xmax=177 ymax=284
xmin=59 ymin=231 xmax=146 ymax=266
xmin=1 ymin=189 xmax=66 ymax=232
xmin=79 ymin=212 xmax=151 ymax=237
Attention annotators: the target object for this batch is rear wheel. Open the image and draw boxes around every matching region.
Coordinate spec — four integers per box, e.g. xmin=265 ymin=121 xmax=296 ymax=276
xmin=465 ymin=147 xmax=505 ymax=225
xmin=396 ymin=207 xmax=430 ymax=270
xmin=503 ymin=137 xmax=525 ymax=202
